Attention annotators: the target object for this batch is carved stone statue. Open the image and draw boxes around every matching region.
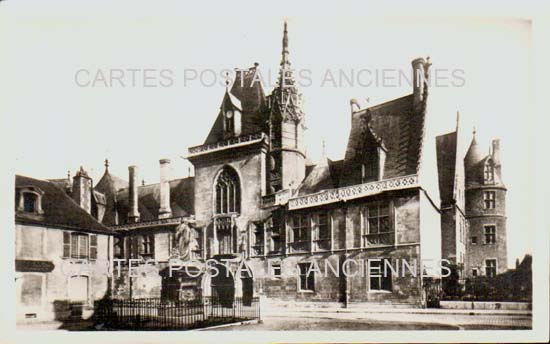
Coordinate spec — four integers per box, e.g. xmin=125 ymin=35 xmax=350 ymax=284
xmin=174 ymin=222 xmax=199 ymax=261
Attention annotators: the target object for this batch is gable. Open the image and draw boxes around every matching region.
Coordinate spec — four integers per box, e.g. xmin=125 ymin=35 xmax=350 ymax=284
xmin=204 ymin=66 xmax=267 ymax=144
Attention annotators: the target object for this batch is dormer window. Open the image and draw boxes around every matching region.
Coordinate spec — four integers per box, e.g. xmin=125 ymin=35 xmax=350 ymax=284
xmin=484 ymin=162 xmax=494 ymax=184
xmin=222 ymin=106 xmax=241 ymax=138
xmin=224 ymin=109 xmax=235 ymax=133
xmin=16 ymin=187 xmax=44 ymax=214
xmin=23 ymin=193 xmax=37 ymax=212
xmin=361 ymin=147 xmax=385 ymax=183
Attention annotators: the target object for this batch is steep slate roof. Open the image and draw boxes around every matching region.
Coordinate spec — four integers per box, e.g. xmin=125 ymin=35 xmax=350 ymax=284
xmin=116 ymin=177 xmax=195 ymax=223
xmin=296 ymin=162 xmax=334 ymax=196
xmin=204 ymin=65 xmax=267 ymax=144
xmin=342 ymin=94 xmax=425 ymax=185
xmin=464 ymin=134 xmax=484 ymax=171
xmin=95 ymin=171 xmax=128 ymax=193
xmin=293 ymin=94 xmax=426 ymax=194
xmin=95 ymin=171 xmax=128 ymax=226
xmin=47 ymin=178 xmax=71 ymax=191
xmin=436 ymin=131 xmax=458 ymax=206
xmin=295 ymin=159 xmax=345 ymax=196
xmin=464 ymin=134 xmax=504 ymax=186
xmin=15 ymin=175 xmax=112 ymax=233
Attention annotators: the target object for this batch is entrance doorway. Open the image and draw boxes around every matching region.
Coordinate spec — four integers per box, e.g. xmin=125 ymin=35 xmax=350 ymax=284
xmin=211 ymin=264 xmax=234 ymax=307
xmin=241 ymin=277 xmax=253 ymax=306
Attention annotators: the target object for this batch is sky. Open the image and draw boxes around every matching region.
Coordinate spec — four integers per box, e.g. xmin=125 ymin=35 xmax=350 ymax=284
xmin=0 ymin=11 xmax=533 ymax=268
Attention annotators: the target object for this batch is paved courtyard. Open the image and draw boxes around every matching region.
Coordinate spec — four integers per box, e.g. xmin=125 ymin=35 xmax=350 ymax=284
xmin=17 ymin=307 xmax=532 ymax=331
xmin=209 ymin=309 xmax=532 ymax=331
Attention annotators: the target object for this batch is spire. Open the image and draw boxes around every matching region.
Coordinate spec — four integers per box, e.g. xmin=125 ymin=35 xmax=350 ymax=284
xmin=278 ymin=20 xmax=294 ymax=89
xmin=455 ymin=111 xmax=460 ymax=131
xmin=281 ymin=20 xmax=290 ymax=67
xmin=273 ymin=20 xmax=304 ymax=122
xmin=104 ymin=158 xmax=109 ymax=173
xmin=319 ymin=138 xmax=328 ymax=166
xmin=464 ymin=126 xmax=484 ymax=170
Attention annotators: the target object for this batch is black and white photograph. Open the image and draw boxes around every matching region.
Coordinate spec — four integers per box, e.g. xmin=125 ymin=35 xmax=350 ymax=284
xmin=1 ymin=1 xmax=548 ymax=343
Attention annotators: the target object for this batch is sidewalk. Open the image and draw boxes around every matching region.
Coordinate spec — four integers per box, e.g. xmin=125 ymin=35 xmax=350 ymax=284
xmin=262 ymin=305 xmax=532 ymax=316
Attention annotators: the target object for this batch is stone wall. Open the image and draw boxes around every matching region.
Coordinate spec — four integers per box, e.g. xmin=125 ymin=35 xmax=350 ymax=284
xmin=243 ymin=190 xmax=425 ymax=306
xmin=192 ymin=144 xmax=268 ymax=256
xmin=465 ymin=186 xmax=507 ymax=276
xmin=15 ymin=224 xmax=112 ymax=322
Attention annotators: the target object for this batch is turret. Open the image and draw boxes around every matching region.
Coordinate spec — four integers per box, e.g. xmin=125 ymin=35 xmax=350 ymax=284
xmin=463 ymin=129 xmax=508 ymax=276
xmin=267 ymin=21 xmax=306 ymax=193
xmin=464 ymin=128 xmax=485 ymax=184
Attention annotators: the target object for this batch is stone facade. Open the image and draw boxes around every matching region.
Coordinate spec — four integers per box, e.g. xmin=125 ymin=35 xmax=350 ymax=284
xmin=15 ymin=175 xmax=113 ymax=323
xmin=437 ymin=126 xmax=508 ymax=280
xmin=19 ymin=23 xmax=510 ymax=310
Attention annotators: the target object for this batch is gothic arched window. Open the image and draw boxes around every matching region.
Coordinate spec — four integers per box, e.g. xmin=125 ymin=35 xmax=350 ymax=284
xmin=215 ymin=167 xmax=241 ymax=214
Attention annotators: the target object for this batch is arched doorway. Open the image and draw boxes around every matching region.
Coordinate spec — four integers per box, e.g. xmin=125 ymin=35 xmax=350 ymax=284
xmin=241 ymin=276 xmax=253 ymax=306
xmin=211 ymin=264 xmax=235 ymax=307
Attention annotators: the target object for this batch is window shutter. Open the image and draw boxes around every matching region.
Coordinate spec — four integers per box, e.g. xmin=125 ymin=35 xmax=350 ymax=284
xmin=90 ymin=235 xmax=98 ymax=260
xmin=63 ymin=232 xmax=71 ymax=258
xmin=71 ymin=234 xmax=79 ymax=258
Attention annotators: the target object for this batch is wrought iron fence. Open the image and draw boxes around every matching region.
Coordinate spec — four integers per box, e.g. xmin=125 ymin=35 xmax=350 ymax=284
xmin=93 ymin=296 xmax=260 ymax=330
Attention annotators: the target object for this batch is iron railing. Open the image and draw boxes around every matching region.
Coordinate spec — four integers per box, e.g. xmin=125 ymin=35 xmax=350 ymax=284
xmin=93 ymin=296 xmax=260 ymax=330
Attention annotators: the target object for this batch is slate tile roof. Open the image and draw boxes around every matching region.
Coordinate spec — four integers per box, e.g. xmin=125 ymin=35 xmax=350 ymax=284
xmin=294 ymin=94 xmax=426 ymax=195
xmin=464 ymin=136 xmax=485 ymax=172
xmin=115 ymin=177 xmax=195 ymax=223
xmin=436 ymin=131 xmax=458 ymax=206
xmin=204 ymin=65 xmax=267 ymax=144
xmin=343 ymin=94 xmax=424 ymax=182
xmin=296 ymin=161 xmax=334 ymax=196
xmin=95 ymin=171 xmax=128 ymax=194
xmin=15 ymin=175 xmax=112 ymax=234
xmin=95 ymin=171 xmax=128 ymax=226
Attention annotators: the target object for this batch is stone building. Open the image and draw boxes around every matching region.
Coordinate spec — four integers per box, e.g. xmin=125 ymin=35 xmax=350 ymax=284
xmin=179 ymin=22 xmax=440 ymax=307
xmin=436 ymin=116 xmax=467 ymax=278
xmin=436 ymin=124 xmax=508 ymax=280
xmin=15 ymin=172 xmax=114 ymax=323
xmin=15 ymin=22 xmax=508 ymax=309
xmin=94 ymin=160 xmax=196 ymax=299
xmin=463 ymin=132 xmax=508 ymax=277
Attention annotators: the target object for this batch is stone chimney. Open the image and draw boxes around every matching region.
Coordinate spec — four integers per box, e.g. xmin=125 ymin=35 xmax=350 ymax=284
xmin=412 ymin=57 xmax=430 ymax=111
xmin=128 ymin=165 xmax=140 ymax=223
xmin=158 ymin=158 xmax=172 ymax=219
xmin=72 ymin=166 xmax=92 ymax=213
xmin=491 ymin=139 xmax=501 ymax=166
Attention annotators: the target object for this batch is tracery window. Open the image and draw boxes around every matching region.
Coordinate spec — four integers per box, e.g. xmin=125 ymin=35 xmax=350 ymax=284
xmin=215 ymin=167 xmax=241 ymax=214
